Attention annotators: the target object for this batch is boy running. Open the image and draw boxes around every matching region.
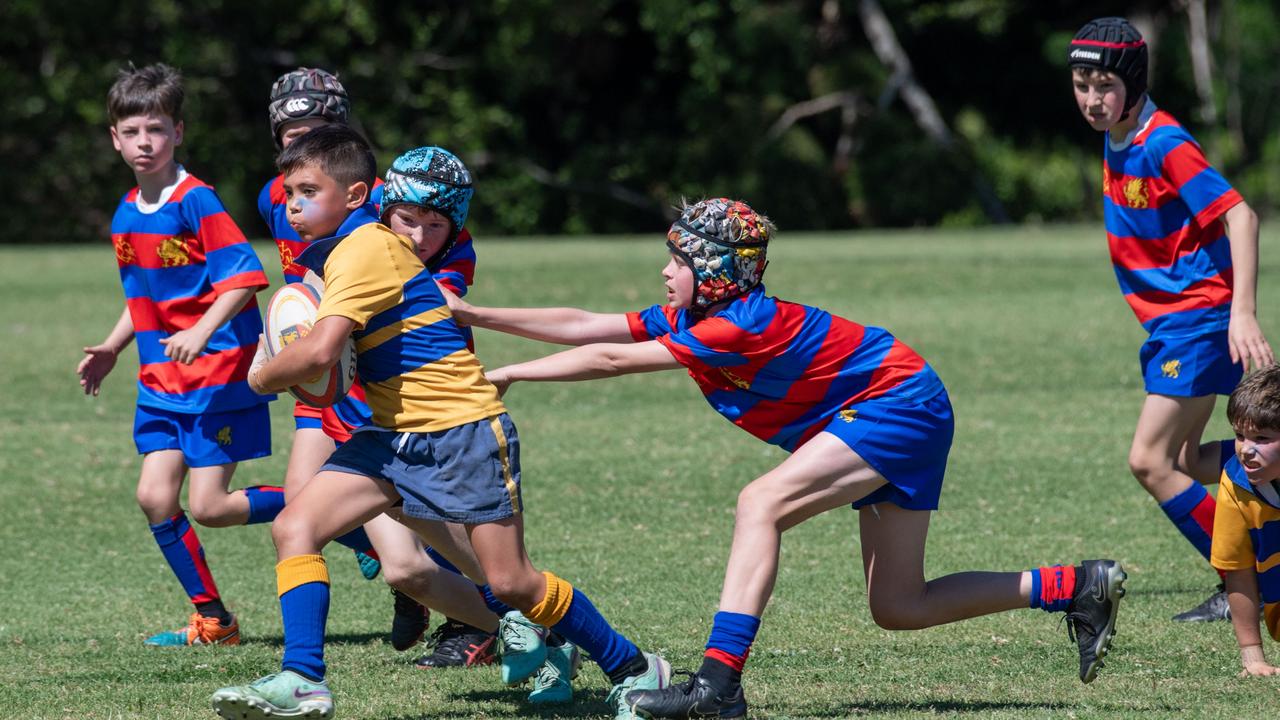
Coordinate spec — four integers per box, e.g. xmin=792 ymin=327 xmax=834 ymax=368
xmin=449 ymin=197 xmax=1127 ymax=718
xmin=1068 ymin=17 xmax=1273 ymax=621
xmin=210 ymin=126 xmax=666 ymax=719
xmin=78 ymin=63 xmax=279 ymax=646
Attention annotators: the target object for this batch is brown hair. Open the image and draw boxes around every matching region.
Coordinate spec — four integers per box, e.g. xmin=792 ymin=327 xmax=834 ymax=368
xmin=276 ymin=124 xmax=376 ymax=192
xmin=107 ymin=63 xmax=184 ymax=124
xmin=1227 ymin=365 xmax=1280 ymax=433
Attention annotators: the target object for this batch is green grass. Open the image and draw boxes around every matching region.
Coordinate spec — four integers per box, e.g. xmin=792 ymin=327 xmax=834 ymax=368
xmin=2 ymin=225 xmax=1279 ymax=719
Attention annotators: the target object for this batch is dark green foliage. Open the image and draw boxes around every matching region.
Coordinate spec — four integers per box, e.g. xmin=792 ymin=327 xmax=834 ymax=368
xmin=2 ymin=0 xmax=1277 ymax=243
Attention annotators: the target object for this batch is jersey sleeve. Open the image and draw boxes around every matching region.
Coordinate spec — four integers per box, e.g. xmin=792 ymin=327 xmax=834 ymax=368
xmin=1211 ymin=480 xmax=1257 ymax=572
xmin=658 ymin=314 xmax=751 ymax=369
xmin=626 ymin=304 xmax=679 ymax=342
xmin=432 ymin=228 xmax=477 ymax=296
xmin=256 ymin=178 xmax=274 ymax=231
xmin=316 ymin=227 xmax=417 ymax=329
xmin=181 ymin=187 xmax=268 ymax=294
xmin=1150 ymin=129 xmax=1243 ymax=227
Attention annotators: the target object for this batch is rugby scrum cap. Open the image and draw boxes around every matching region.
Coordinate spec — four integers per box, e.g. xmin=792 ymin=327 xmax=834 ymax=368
xmin=381 ymin=147 xmax=474 ymax=263
xmin=268 ymin=67 xmax=350 ymax=147
xmin=667 ymin=198 xmax=772 ymax=313
xmin=1068 ymin=17 xmax=1148 ymax=116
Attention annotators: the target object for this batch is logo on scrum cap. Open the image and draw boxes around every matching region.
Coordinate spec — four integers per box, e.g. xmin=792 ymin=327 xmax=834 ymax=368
xmin=1070 ymin=48 xmax=1103 ymax=62
xmin=283 ymin=97 xmax=312 ymax=115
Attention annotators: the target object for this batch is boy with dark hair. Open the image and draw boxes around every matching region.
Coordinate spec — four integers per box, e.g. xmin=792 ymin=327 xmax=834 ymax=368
xmin=448 ymin=197 xmax=1127 ymax=719
xmin=79 ymin=63 xmax=281 ymax=646
xmin=1213 ymin=366 xmax=1280 ymax=676
xmin=256 ymin=68 xmax=499 ymax=664
xmin=1068 ymin=17 xmax=1273 ymax=622
xmin=210 ymin=128 xmax=644 ymax=719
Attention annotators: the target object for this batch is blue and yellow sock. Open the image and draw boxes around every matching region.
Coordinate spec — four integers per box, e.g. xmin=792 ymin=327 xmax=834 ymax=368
xmin=149 ymin=511 xmax=221 ymax=607
xmin=277 ymin=554 xmax=330 ymax=682
xmin=524 ymin=571 xmax=640 ymax=682
xmin=243 ymin=485 xmax=286 ymax=525
xmin=1159 ymin=482 xmax=1216 ymax=563
xmin=478 ymin=583 xmax=516 ymax=617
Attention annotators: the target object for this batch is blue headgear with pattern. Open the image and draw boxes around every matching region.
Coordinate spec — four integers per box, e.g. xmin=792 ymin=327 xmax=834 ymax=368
xmin=381 ymin=147 xmax=473 ymax=259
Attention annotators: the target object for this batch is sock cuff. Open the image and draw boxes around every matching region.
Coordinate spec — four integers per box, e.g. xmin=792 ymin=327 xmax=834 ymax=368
xmin=1160 ymin=482 xmax=1209 ymax=517
xmin=277 ymin=554 xmax=329 ymax=596
xmin=525 ymin=571 xmax=575 ymax=627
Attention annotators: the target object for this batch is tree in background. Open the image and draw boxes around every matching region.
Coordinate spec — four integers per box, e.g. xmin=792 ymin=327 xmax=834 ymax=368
xmin=2 ymin=0 xmax=1277 ymax=243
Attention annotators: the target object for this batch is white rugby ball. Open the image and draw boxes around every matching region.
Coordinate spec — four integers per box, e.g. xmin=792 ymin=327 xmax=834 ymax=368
xmin=264 ymin=282 xmax=357 ymax=408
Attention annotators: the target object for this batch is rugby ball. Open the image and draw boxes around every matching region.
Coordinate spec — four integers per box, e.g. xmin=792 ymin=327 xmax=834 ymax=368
xmin=263 ymin=282 xmax=357 ymax=408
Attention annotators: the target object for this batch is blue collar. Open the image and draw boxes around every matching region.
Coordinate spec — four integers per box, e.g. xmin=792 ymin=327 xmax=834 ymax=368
xmin=294 ymin=202 xmax=381 ymax=278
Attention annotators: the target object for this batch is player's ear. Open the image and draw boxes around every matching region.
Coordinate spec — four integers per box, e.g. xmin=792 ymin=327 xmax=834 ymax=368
xmin=346 ymin=180 xmax=369 ymax=209
xmin=109 ymin=124 xmax=122 ymax=152
xmin=173 ymin=120 xmax=184 ymax=147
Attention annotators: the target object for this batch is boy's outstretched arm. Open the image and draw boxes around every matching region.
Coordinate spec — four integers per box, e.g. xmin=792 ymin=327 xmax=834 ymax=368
xmin=78 ymin=306 xmax=134 ymax=396
xmin=1223 ymin=201 xmax=1274 ymax=371
xmin=1224 ymin=568 xmax=1279 ymax=676
xmin=159 ymin=286 xmax=256 ymax=365
xmin=249 ymin=315 xmax=356 ymax=395
xmin=442 ymin=287 xmax=633 ymax=346
xmin=487 ymin=340 xmax=681 ymax=395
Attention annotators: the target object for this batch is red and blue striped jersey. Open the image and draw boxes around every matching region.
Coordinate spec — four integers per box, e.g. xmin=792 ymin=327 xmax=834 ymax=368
xmin=110 ymin=170 xmax=269 ymax=414
xmin=1103 ymin=100 xmax=1242 ymax=339
xmin=627 ymin=288 xmax=944 ymax=451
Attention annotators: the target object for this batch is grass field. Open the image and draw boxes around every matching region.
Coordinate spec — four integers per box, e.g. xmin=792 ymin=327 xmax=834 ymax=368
xmin=2 ymin=225 xmax=1279 ymax=719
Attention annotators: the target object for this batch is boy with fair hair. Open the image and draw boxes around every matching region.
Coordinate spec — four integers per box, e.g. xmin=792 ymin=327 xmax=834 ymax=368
xmin=78 ymin=63 xmax=280 ymax=646
xmin=448 ymin=197 xmax=1126 ymax=718
xmin=210 ymin=127 xmax=661 ymax=719
xmin=1212 ymin=366 xmax=1280 ymax=676
xmin=1068 ymin=17 xmax=1273 ymax=622
xmin=257 ymin=67 xmax=500 ymax=665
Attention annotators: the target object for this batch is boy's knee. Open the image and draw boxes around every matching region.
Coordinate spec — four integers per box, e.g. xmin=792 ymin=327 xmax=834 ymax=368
xmin=487 ymin=571 xmax=543 ymax=610
xmin=735 ymin=485 xmax=781 ymax=526
xmin=271 ymin=508 xmax=315 ymax=548
xmin=867 ymin=596 xmax=925 ymax=631
xmin=381 ymin=555 xmax=430 ymax=589
xmin=1128 ymin=447 xmax=1173 ymax=487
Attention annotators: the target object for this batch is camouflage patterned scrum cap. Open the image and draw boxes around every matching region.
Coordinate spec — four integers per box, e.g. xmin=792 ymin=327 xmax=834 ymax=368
xmin=268 ymin=68 xmax=350 ymax=147
xmin=667 ymin=198 xmax=772 ymax=312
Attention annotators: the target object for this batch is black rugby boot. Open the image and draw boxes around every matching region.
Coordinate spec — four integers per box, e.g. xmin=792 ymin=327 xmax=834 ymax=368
xmin=626 ymin=671 xmax=747 ymax=719
xmin=1066 ymin=559 xmax=1127 ymax=683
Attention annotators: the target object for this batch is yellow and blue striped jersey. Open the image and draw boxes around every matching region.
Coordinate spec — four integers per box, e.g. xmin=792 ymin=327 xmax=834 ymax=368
xmin=1211 ymin=456 xmax=1280 ymax=641
xmin=311 ymin=223 xmax=504 ymax=432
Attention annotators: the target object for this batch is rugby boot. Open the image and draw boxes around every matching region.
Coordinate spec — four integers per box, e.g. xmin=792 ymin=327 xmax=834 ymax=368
xmin=527 ymin=640 xmax=581 ymax=704
xmin=627 ymin=670 xmax=747 ymax=719
xmin=211 ymin=670 xmax=333 ymax=720
xmin=390 ymin=589 xmax=430 ymax=651
xmin=1171 ymin=584 xmax=1231 ymax=622
xmin=606 ymin=652 xmax=672 ymax=720
xmin=145 ymin=612 xmax=240 ymax=646
xmin=414 ymin=619 xmax=497 ymax=668
xmin=1065 ymin=559 xmax=1127 ymax=683
xmin=355 ymin=550 xmax=381 ymax=581
xmin=498 ymin=611 xmax=547 ymax=684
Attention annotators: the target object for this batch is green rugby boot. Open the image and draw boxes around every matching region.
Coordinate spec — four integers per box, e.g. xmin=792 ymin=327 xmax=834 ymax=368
xmin=211 ymin=670 xmax=333 ymax=719
xmin=606 ymin=652 xmax=672 ymax=720
xmin=498 ymin=611 xmax=548 ymax=685
xmin=527 ymin=640 xmax=581 ymax=705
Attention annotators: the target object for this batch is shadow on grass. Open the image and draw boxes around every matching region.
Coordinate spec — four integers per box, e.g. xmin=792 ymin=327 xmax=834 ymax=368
xmin=242 ymin=631 xmax=385 ymax=647
xmin=794 ymin=698 xmax=1181 ymax=716
xmin=384 ymin=688 xmax=613 ymax=719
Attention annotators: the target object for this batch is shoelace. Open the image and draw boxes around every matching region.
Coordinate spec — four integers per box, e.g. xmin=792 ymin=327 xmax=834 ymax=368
xmin=424 ymin=621 xmax=469 ymax=651
xmin=1061 ymin=610 xmax=1096 ymax=644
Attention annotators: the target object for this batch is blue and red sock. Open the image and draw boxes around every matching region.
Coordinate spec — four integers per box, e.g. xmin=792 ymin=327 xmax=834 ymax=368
xmin=242 ymin=485 xmax=286 ymax=525
xmin=1159 ymin=482 xmax=1216 ymax=564
xmin=1029 ymin=565 xmax=1078 ymax=612
xmin=332 ymin=526 xmax=375 ymax=555
xmin=700 ymin=611 xmax=761 ymax=689
xmin=149 ymin=511 xmax=221 ymax=607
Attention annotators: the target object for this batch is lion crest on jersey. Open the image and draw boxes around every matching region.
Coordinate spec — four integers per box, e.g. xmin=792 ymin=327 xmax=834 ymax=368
xmin=216 ymin=426 xmax=233 ymax=446
xmin=277 ymin=240 xmax=295 ymax=270
xmin=157 ymin=236 xmax=191 ymax=267
xmin=113 ymin=235 xmax=136 ymax=264
xmin=1124 ymin=178 xmax=1148 ymax=209
xmin=1161 ymin=359 xmax=1181 ymax=379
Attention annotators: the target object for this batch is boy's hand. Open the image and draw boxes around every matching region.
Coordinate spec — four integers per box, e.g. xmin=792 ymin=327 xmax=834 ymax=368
xmin=159 ymin=326 xmax=213 ymax=365
xmin=1229 ymin=312 xmax=1274 ymax=372
xmin=247 ymin=335 xmax=271 ymax=395
xmin=486 ymin=367 xmax=511 ymax=397
xmin=77 ymin=344 xmax=118 ymax=396
xmin=438 ymin=285 xmax=474 ymax=326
